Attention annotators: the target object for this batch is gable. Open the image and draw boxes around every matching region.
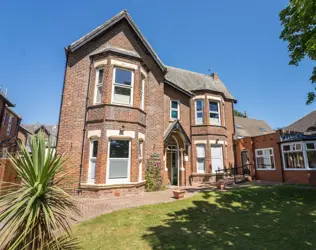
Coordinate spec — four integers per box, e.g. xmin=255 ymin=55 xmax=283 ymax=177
xmin=67 ymin=10 xmax=165 ymax=73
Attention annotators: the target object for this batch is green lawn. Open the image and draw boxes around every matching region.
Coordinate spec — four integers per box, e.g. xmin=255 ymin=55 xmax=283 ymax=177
xmin=73 ymin=186 xmax=316 ymax=249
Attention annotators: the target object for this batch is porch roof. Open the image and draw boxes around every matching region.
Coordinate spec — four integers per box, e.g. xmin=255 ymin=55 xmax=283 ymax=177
xmin=164 ymin=120 xmax=191 ymax=145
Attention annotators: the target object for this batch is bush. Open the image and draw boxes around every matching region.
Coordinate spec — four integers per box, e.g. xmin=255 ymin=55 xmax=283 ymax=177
xmin=145 ymin=155 xmax=163 ymax=192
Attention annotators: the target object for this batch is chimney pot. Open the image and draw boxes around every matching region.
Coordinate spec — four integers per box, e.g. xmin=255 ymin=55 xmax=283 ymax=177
xmin=211 ymin=72 xmax=219 ymax=81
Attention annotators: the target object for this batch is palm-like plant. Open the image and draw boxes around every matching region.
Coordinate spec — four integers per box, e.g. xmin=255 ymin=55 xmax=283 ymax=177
xmin=0 ymin=132 xmax=80 ymax=249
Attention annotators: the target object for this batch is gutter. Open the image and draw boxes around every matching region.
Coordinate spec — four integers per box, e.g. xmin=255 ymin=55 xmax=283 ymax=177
xmin=56 ymin=48 xmax=69 ymax=150
xmin=78 ymin=57 xmax=93 ymax=193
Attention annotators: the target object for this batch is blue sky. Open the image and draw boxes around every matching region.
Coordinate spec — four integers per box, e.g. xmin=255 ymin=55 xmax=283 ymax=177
xmin=0 ymin=0 xmax=314 ymax=128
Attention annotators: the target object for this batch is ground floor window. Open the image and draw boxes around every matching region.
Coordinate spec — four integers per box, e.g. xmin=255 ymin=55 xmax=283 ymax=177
xmin=196 ymin=144 xmax=205 ymax=173
xmin=88 ymin=140 xmax=98 ymax=183
xmin=255 ymin=148 xmax=275 ymax=170
xmin=108 ymin=140 xmax=130 ymax=184
xmin=305 ymin=141 xmax=316 ymax=168
xmin=282 ymin=142 xmax=305 ymax=169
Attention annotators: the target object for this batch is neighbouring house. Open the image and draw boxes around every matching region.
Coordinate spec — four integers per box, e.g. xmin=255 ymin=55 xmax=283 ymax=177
xmin=234 ymin=111 xmax=316 ymax=185
xmin=0 ymin=91 xmax=24 ymax=192
xmin=22 ymin=123 xmax=58 ymax=154
xmin=57 ymin=10 xmax=237 ymax=197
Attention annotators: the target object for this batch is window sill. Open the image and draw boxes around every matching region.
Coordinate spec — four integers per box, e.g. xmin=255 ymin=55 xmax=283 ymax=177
xmin=256 ymin=168 xmax=276 ymax=171
xmin=284 ymin=168 xmax=316 ymax=171
xmin=81 ymin=181 xmax=146 ymax=190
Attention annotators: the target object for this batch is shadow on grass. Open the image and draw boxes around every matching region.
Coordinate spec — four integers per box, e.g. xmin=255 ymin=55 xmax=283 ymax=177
xmin=143 ymin=186 xmax=316 ymax=249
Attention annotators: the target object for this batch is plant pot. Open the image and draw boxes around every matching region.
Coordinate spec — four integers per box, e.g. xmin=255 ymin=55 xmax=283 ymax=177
xmin=216 ymin=181 xmax=225 ymax=190
xmin=173 ymin=189 xmax=185 ymax=199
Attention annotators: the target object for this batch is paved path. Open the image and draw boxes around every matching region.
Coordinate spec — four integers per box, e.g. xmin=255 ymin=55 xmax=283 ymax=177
xmin=74 ymin=186 xmax=215 ymax=223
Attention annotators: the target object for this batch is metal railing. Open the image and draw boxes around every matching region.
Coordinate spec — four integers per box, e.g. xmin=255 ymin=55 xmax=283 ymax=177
xmin=215 ymin=164 xmax=252 ymax=184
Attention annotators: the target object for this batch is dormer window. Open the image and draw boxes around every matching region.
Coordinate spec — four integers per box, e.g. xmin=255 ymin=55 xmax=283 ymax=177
xmin=170 ymin=100 xmax=180 ymax=120
xmin=112 ymin=68 xmax=133 ymax=105
xmin=94 ymin=68 xmax=104 ymax=104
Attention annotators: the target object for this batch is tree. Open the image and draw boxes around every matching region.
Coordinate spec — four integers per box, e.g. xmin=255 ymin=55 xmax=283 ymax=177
xmin=0 ymin=132 xmax=79 ymax=249
xmin=233 ymin=109 xmax=246 ymax=118
xmin=279 ymin=0 xmax=316 ymax=104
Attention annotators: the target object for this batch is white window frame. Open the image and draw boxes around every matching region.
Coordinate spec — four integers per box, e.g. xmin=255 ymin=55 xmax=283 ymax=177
xmin=195 ymin=99 xmax=204 ymax=125
xmin=255 ymin=148 xmax=275 ymax=170
xmin=196 ymin=144 xmax=206 ymax=173
xmin=304 ymin=141 xmax=316 ymax=170
xmin=7 ymin=116 xmax=12 ymax=136
xmin=281 ymin=142 xmax=311 ymax=170
xmin=138 ymin=141 xmax=143 ymax=182
xmin=94 ymin=68 xmax=104 ymax=104
xmin=111 ymin=67 xmax=134 ymax=106
xmin=170 ymin=100 xmax=180 ymax=120
xmin=209 ymin=101 xmax=221 ymax=126
xmin=88 ymin=139 xmax=98 ymax=184
xmin=106 ymin=139 xmax=131 ymax=184
xmin=140 ymin=77 xmax=145 ymax=110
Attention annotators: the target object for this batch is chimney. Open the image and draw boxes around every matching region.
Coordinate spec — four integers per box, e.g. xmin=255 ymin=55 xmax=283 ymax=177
xmin=211 ymin=72 xmax=219 ymax=81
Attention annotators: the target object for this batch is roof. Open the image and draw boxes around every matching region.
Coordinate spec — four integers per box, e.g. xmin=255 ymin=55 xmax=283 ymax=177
xmin=164 ymin=120 xmax=191 ymax=145
xmin=234 ymin=116 xmax=274 ymax=139
xmin=284 ymin=110 xmax=316 ymax=133
xmin=68 ymin=10 xmax=166 ymax=72
xmin=281 ymin=133 xmax=316 ymax=143
xmin=165 ymin=66 xmax=235 ymax=100
xmin=6 ymin=107 xmax=21 ymax=119
xmin=0 ymin=91 xmax=14 ymax=107
xmin=21 ymin=123 xmax=58 ymax=147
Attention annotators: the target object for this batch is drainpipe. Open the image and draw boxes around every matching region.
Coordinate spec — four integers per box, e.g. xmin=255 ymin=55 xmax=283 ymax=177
xmin=56 ymin=49 xmax=69 ymax=151
xmin=78 ymin=57 xmax=93 ymax=194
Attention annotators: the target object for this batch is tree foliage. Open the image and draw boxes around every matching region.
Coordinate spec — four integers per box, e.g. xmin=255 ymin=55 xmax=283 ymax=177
xmin=0 ymin=132 xmax=80 ymax=249
xmin=279 ymin=0 xmax=316 ymax=104
xmin=233 ymin=109 xmax=246 ymax=117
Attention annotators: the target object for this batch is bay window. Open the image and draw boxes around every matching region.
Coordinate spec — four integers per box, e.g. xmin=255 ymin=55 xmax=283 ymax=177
xmin=255 ymin=148 xmax=275 ymax=170
xmin=170 ymin=100 xmax=180 ymax=120
xmin=282 ymin=143 xmax=305 ymax=169
xmin=306 ymin=142 xmax=316 ymax=168
xmin=209 ymin=101 xmax=220 ymax=125
xmin=139 ymin=141 xmax=143 ymax=182
xmin=7 ymin=116 xmax=12 ymax=136
xmin=112 ymin=68 xmax=133 ymax=105
xmin=196 ymin=144 xmax=205 ymax=173
xmin=107 ymin=140 xmax=130 ymax=184
xmin=195 ymin=100 xmax=204 ymax=125
xmin=94 ymin=68 xmax=104 ymax=104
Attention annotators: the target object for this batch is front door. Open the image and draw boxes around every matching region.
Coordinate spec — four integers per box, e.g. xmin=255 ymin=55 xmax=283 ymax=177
xmin=171 ymin=149 xmax=178 ymax=185
xmin=211 ymin=144 xmax=224 ymax=173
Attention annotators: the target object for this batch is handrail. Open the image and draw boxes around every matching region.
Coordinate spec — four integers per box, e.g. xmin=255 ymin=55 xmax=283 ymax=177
xmin=215 ymin=164 xmax=253 ymax=184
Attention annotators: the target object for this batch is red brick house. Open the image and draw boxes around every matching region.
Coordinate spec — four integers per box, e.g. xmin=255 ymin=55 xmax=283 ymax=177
xmin=57 ymin=10 xmax=237 ymax=196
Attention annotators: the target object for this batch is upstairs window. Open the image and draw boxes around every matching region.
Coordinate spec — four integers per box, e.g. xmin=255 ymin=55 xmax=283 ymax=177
xmin=170 ymin=100 xmax=180 ymax=120
xmin=209 ymin=101 xmax=221 ymax=125
xmin=112 ymin=68 xmax=133 ymax=105
xmin=2 ymin=110 xmax=6 ymax=125
xmin=140 ymin=77 xmax=145 ymax=110
xmin=7 ymin=116 xmax=12 ymax=136
xmin=94 ymin=68 xmax=104 ymax=104
xmin=195 ymin=100 xmax=204 ymax=125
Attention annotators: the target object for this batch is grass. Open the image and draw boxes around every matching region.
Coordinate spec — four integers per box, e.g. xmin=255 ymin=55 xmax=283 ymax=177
xmin=73 ymin=186 xmax=316 ymax=249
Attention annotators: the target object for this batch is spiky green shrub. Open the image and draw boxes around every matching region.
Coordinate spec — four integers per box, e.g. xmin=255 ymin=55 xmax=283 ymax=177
xmin=0 ymin=132 xmax=80 ymax=249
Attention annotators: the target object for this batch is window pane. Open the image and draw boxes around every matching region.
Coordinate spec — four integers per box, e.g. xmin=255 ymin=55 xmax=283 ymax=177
xmin=284 ymin=152 xmax=305 ymax=169
xmin=171 ymin=110 xmax=178 ymax=119
xmin=196 ymin=145 xmax=205 ymax=157
xmin=283 ymin=145 xmax=290 ymax=151
xmin=306 ymin=143 xmax=315 ymax=150
xmin=307 ymin=151 xmax=316 ymax=168
xmin=256 ymin=157 xmax=265 ymax=168
xmin=114 ymin=86 xmax=131 ymax=104
xmin=209 ymin=102 xmax=219 ymax=112
xmin=197 ymin=159 xmax=205 ymax=172
xmin=196 ymin=100 xmax=203 ymax=111
xmin=110 ymin=140 xmax=129 ymax=158
xmin=295 ymin=144 xmax=302 ymax=151
xmin=196 ymin=115 xmax=203 ymax=125
xmin=210 ymin=113 xmax=219 ymax=119
xmin=197 ymin=112 xmax=203 ymax=118
xmin=115 ymin=68 xmax=132 ymax=86
xmin=92 ymin=141 xmax=98 ymax=157
xmin=259 ymin=127 xmax=266 ymax=132
xmin=270 ymin=156 xmax=275 ymax=168
xmin=257 ymin=150 xmax=263 ymax=156
xmin=109 ymin=159 xmax=128 ymax=179
xmin=96 ymin=86 xmax=102 ymax=103
xmin=171 ymin=101 xmax=178 ymax=109
xmin=98 ymin=69 xmax=104 ymax=84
